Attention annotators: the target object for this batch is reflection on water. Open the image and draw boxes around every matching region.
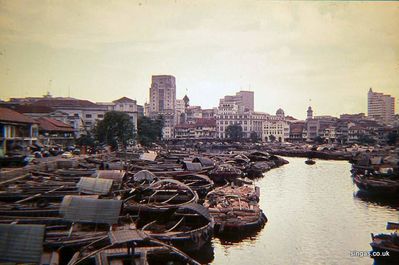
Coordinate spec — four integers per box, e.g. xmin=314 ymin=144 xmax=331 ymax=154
xmin=354 ymin=191 xmax=399 ymax=210
xmin=211 ymin=157 xmax=398 ymax=265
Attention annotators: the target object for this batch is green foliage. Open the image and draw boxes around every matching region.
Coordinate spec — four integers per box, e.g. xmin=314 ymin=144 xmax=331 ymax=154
xmin=314 ymin=136 xmax=325 ymax=144
xmin=268 ymin=135 xmax=276 ymax=142
xmin=387 ymin=131 xmax=398 ymax=145
xmin=75 ymin=133 xmax=95 ymax=147
xmin=250 ymin=131 xmax=259 ymax=142
xmin=226 ymin=124 xmax=243 ymax=141
xmin=137 ymin=115 xmax=164 ymax=146
xmin=94 ymin=111 xmax=136 ymax=149
xmin=358 ymin=134 xmax=376 ymax=145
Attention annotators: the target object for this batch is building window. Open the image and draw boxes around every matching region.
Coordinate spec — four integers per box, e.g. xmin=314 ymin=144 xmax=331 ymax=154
xmin=85 ymin=114 xmax=92 ymax=118
xmin=98 ymin=114 xmax=104 ymax=118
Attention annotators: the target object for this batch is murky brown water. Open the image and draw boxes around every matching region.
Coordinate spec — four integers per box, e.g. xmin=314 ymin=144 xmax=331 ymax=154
xmin=211 ymin=157 xmax=399 ymax=265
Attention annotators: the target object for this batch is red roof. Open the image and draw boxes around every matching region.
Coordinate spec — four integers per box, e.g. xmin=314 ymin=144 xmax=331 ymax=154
xmin=36 ymin=117 xmax=74 ymax=132
xmin=14 ymin=104 xmax=55 ymax=114
xmin=0 ymin=107 xmax=37 ymax=124
xmin=195 ymin=118 xmax=216 ymax=127
xmin=175 ymin=123 xmax=196 ymax=129
xmin=32 ymin=98 xmax=99 ymax=108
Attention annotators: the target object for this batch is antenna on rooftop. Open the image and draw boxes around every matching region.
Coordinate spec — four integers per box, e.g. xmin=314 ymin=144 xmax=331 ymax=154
xmin=48 ymin=80 xmax=52 ymax=96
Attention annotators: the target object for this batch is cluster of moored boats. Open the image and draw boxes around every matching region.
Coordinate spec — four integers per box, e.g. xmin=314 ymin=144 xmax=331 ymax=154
xmin=350 ymin=151 xmax=399 ymax=262
xmin=0 ymin=150 xmax=288 ymax=265
xmin=351 ymin=152 xmax=399 ymax=198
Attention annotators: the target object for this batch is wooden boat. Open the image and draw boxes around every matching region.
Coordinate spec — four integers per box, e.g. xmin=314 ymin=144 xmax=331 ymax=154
xmin=209 ymin=163 xmax=242 ymax=183
xmin=123 ymin=179 xmax=199 ymax=214
xmin=370 ymin=222 xmax=399 ymax=262
xmin=305 ymin=159 xmax=316 ymax=165
xmin=244 ymin=162 xmax=271 ymax=178
xmin=66 ymin=229 xmax=201 ymax=265
xmin=44 ymin=197 xmax=122 ymax=249
xmin=171 ymin=173 xmax=214 ymax=199
xmin=353 ymin=175 xmax=399 ymax=197
xmin=203 ymin=184 xmax=266 ymax=235
xmin=133 ymin=203 xmax=214 ymax=252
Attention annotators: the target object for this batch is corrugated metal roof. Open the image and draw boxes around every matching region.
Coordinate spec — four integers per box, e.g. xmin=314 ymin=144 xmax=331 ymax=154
xmin=77 ymin=177 xmax=113 ymax=195
xmin=183 ymin=162 xmax=202 ymax=171
xmin=61 ymin=197 xmax=122 ymax=225
xmin=0 ymin=224 xmax=45 ymax=264
xmin=109 ymin=229 xmax=148 ymax=244
xmin=140 ymin=152 xmax=157 ymax=161
xmin=96 ymin=170 xmax=125 ymax=182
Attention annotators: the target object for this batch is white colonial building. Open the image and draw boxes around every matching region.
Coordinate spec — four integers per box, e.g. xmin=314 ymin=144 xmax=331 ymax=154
xmin=262 ymin=109 xmax=290 ymax=142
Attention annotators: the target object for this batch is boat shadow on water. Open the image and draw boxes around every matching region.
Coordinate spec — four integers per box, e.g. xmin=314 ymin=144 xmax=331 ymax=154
xmin=354 ymin=191 xmax=399 ymax=210
xmin=214 ymin=225 xmax=265 ymax=245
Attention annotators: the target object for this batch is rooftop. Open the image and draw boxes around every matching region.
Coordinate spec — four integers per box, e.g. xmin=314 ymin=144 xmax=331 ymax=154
xmin=0 ymin=107 xmax=37 ymax=124
xmin=36 ymin=117 xmax=74 ymax=132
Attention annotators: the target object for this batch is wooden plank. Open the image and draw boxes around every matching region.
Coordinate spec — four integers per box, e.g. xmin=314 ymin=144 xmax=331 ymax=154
xmin=0 ymin=174 xmax=30 ymax=186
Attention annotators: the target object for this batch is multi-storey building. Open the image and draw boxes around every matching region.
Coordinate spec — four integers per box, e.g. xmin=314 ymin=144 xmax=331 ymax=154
xmin=262 ymin=109 xmax=290 ymax=142
xmin=3 ymin=95 xmax=138 ymax=137
xmin=216 ymin=90 xmax=264 ymax=139
xmin=149 ymin=75 xmax=176 ymax=114
xmin=174 ymin=118 xmax=216 ymax=139
xmin=368 ymin=88 xmax=395 ymax=124
xmin=0 ymin=107 xmax=39 ymax=154
xmin=148 ymin=75 xmax=177 ymax=139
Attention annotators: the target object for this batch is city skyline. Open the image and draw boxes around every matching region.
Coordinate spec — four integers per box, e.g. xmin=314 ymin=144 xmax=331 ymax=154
xmin=1 ymin=1 xmax=398 ymax=119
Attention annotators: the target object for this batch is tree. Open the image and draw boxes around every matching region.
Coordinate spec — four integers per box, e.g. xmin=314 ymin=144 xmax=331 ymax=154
xmin=387 ymin=131 xmax=398 ymax=145
xmin=314 ymin=136 xmax=325 ymax=144
xmin=250 ymin=131 xmax=259 ymax=142
xmin=137 ymin=116 xmax=164 ymax=146
xmin=76 ymin=133 xmax=95 ymax=147
xmin=226 ymin=124 xmax=243 ymax=141
xmin=94 ymin=111 xmax=136 ymax=150
xmin=268 ymin=135 xmax=276 ymax=142
xmin=358 ymin=134 xmax=376 ymax=145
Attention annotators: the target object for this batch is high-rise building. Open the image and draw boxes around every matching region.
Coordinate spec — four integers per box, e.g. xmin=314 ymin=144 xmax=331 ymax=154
xmin=368 ymin=88 xmax=395 ymax=124
xmin=149 ymin=75 xmax=176 ymax=115
xmin=218 ymin=91 xmax=254 ymax=113
xmin=148 ymin=75 xmax=177 ymax=139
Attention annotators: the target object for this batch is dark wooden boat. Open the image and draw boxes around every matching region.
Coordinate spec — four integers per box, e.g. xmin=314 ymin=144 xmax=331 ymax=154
xmin=204 ymin=184 xmax=266 ymax=235
xmin=66 ymin=229 xmax=201 ymax=265
xmin=123 ymin=179 xmax=199 ymax=214
xmin=353 ymin=175 xmax=399 ymax=197
xmin=305 ymin=158 xmax=316 ymax=165
xmin=171 ymin=173 xmax=214 ymax=198
xmin=244 ymin=162 xmax=271 ymax=178
xmin=370 ymin=231 xmax=399 ymax=262
xmin=134 ymin=203 xmax=214 ymax=252
xmin=209 ymin=163 xmax=242 ymax=183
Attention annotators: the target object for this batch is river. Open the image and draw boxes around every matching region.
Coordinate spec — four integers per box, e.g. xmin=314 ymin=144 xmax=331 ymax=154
xmin=211 ymin=157 xmax=399 ymax=265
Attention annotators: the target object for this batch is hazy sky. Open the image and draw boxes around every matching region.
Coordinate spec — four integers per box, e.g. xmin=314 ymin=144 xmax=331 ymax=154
xmin=0 ymin=1 xmax=398 ymax=119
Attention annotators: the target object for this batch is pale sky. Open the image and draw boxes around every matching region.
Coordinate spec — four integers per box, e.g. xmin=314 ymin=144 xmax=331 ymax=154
xmin=0 ymin=0 xmax=398 ymax=119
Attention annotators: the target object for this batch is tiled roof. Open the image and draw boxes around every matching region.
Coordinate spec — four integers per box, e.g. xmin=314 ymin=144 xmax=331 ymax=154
xmin=113 ymin=97 xmax=136 ymax=103
xmin=32 ymin=98 xmax=99 ymax=108
xmin=195 ymin=118 xmax=216 ymax=127
xmin=0 ymin=107 xmax=37 ymax=124
xmin=14 ymin=105 xmax=55 ymax=114
xmin=175 ymin=123 xmax=196 ymax=129
xmin=36 ymin=117 xmax=74 ymax=132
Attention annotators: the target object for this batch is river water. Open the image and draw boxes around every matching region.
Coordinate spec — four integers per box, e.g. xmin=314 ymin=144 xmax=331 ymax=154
xmin=211 ymin=157 xmax=399 ymax=265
